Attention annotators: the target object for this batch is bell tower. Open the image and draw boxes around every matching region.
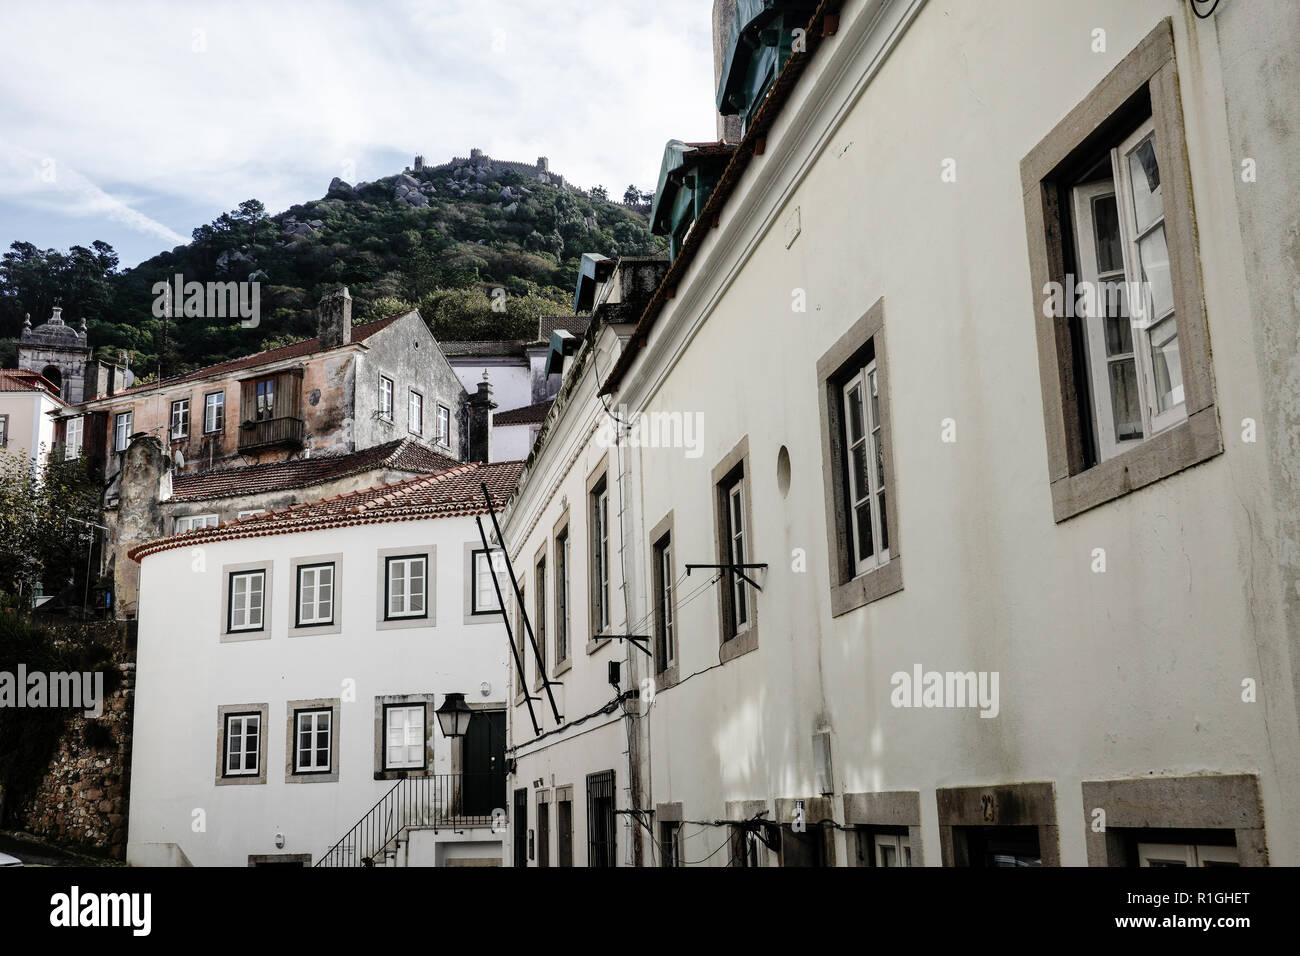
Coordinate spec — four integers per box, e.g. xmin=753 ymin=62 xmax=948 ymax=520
xmin=18 ymin=306 xmax=93 ymax=403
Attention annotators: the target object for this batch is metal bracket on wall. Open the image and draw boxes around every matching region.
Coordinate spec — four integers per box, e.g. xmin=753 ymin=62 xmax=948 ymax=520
xmin=685 ymin=563 xmax=769 ymax=592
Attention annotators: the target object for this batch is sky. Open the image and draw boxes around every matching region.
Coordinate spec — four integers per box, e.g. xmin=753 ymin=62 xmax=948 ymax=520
xmin=0 ymin=0 xmax=719 ymax=268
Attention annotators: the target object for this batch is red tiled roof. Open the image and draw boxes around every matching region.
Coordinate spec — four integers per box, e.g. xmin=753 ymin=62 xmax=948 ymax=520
xmin=440 ymin=340 xmax=530 ymax=358
xmin=168 ymin=437 xmax=463 ymax=502
xmin=131 ymin=459 xmax=524 ymax=561
xmin=494 ymin=399 xmax=552 ymax=426
xmin=0 ymin=369 xmax=63 ymax=399
xmin=92 ymin=311 xmax=411 ymax=401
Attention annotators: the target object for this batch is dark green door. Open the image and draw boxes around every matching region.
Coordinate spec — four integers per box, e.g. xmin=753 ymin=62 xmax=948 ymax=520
xmin=461 ymin=709 xmax=506 ymax=818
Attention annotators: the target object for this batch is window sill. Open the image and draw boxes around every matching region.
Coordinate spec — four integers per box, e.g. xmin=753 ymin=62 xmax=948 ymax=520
xmin=374 ymin=768 xmax=431 ymax=781
xmin=221 ymin=629 xmax=270 ymax=644
xmin=554 ymin=657 xmax=572 ymax=677
xmin=586 ymin=636 xmax=611 ymax=656
xmin=655 ymin=664 xmax=680 ymax=693
xmin=719 ymin=627 xmax=758 ymax=664
xmin=286 ymin=771 xmax=339 ymax=785
xmin=830 ymin=557 xmax=904 ymax=618
xmin=1050 ymin=405 xmax=1222 ymax=522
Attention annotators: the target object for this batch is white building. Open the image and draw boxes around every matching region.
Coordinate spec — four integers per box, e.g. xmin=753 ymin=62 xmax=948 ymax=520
xmin=126 ymin=459 xmax=521 ymax=867
xmin=0 ymin=369 xmax=65 ymax=473
xmin=498 ymin=0 xmax=1300 ymax=867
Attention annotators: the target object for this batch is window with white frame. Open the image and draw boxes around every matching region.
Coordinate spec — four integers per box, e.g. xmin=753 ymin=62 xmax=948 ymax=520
xmin=1070 ymin=117 xmax=1184 ymax=463
xmin=176 ymin=514 xmax=219 ymax=533
xmin=590 ymin=477 xmax=609 ymax=635
xmin=170 ymin=398 xmax=189 ymax=439
xmin=296 ymin=563 xmax=335 ymax=626
xmin=204 ymin=391 xmax=225 ymax=433
xmin=721 ymin=471 xmax=750 ymax=637
xmin=437 ymin=404 xmax=451 ymax=445
xmin=385 ymin=554 xmax=427 ymax=619
xmin=534 ymin=554 xmax=547 ymax=682
xmin=237 ymin=509 xmax=264 ymax=519
xmin=379 ymin=375 xmax=394 ymax=420
xmin=384 ymin=703 xmax=426 ymax=770
xmin=554 ymin=528 xmax=569 ymax=663
xmin=1137 ymin=842 xmax=1239 ymax=867
xmin=64 ymin=416 xmax=83 ymax=459
xmin=114 ymin=410 xmax=133 ymax=451
xmin=471 ymin=549 xmax=502 ymax=614
xmin=409 ymin=389 xmax=423 ymax=435
xmin=0 ymin=415 xmax=7 ymax=448
xmin=254 ymin=377 xmax=275 ymax=421
xmin=228 ymin=569 xmax=266 ymax=632
xmin=873 ymin=832 xmax=911 ymax=867
xmin=653 ymin=532 xmax=675 ymax=671
xmin=224 ymin=712 xmax=261 ymax=776
xmin=841 ymin=360 xmax=889 ymax=576
xmin=293 ymin=709 xmax=332 ymax=773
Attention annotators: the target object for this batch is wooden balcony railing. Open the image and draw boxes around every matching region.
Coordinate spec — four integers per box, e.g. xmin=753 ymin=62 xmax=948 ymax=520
xmin=238 ymin=415 xmax=304 ymax=452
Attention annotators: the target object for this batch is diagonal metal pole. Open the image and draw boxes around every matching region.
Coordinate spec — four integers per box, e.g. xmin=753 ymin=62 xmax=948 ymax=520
xmin=475 ymin=514 xmax=540 ymax=736
xmin=481 ymin=482 xmax=562 ymax=724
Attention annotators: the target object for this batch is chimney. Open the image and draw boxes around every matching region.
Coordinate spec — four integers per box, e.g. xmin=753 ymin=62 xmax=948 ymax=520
xmin=713 ymin=0 xmax=743 ymax=142
xmin=317 ymin=287 xmax=352 ymax=350
xmin=467 ymin=372 xmax=497 ymax=463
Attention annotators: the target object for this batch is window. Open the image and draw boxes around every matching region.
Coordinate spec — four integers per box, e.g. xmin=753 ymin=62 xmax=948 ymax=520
xmin=228 ymin=569 xmax=266 ymax=632
xmin=721 ymin=472 xmax=749 ymax=637
xmin=1137 ymin=842 xmax=1239 ymax=868
xmin=293 ymin=709 xmax=332 ymax=774
xmin=296 ymin=563 xmax=335 ymax=626
xmin=537 ymin=800 xmax=551 ymax=868
xmin=176 ymin=514 xmax=219 ymax=533
xmin=869 ymin=832 xmax=911 ymax=867
xmin=170 ymin=398 xmax=189 ymax=439
xmin=514 ymin=789 xmax=528 ymax=867
xmin=653 ymin=532 xmax=675 ymax=672
xmin=0 ymin=415 xmax=7 ymax=448
xmin=437 ymin=404 xmax=451 ymax=445
xmin=223 ymin=713 xmax=261 ymax=777
xmin=660 ymin=822 xmax=681 ymax=867
xmin=383 ymin=704 xmax=426 ymax=770
xmin=554 ymin=528 xmax=569 ymax=664
xmin=589 ymin=477 xmax=610 ymax=636
xmin=938 ymin=782 xmax=1059 ymax=866
xmin=379 ymin=375 xmax=394 ymax=420
xmin=408 ymin=390 xmax=423 ymax=434
xmin=237 ymin=509 xmax=264 ymax=519
xmin=586 ymin=770 xmax=616 ymax=868
xmin=817 ymin=300 xmax=903 ymax=616
xmin=64 ymin=416 xmax=83 ymax=459
xmin=534 ymin=554 xmax=547 ymax=685
xmin=1022 ymin=20 xmax=1219 ymax=522
xmin=471 ymin=549 xmax=502 ymax=614
xmin=114 ymin=410 xmax=133 ymax=451
xmin=254 ymin=377 xmax=275 ymax=421
xmin=204 ymin=391 xmax=225 ymax=433
xmin=385 ymin=555 xmax=427 ymax=619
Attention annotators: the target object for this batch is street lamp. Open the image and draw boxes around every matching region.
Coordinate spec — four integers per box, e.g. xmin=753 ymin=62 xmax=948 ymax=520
xmin=435 ymin=692 xmax=474 ymax=739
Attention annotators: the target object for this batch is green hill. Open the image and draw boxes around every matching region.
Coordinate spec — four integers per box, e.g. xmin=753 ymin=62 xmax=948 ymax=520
xmin=0 ymin=154 xmax=663 ymax=381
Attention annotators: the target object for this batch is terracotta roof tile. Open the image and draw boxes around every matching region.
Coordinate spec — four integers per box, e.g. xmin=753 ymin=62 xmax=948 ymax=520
xmin=131 ymin=459 xmax=524 ymax=561
xmin=494 ymin=399 xmax=552 ymax=426
xmin=168 ymin=437 xmax=462 ymax=502
xmin=440 ymin=340 xmax=530 ymax=358
xmin=0 ymin=369 xmax=63 ymax=399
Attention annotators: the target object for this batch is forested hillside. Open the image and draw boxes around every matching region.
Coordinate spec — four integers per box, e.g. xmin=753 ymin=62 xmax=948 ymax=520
xmin=0 ymin=156 xmax=662 ymax=382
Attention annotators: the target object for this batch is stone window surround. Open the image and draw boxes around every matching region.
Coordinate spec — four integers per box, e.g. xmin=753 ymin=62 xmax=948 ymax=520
xmin=774 ymin=796 xmax=837 ymax=867
xmin=373 ymin=693 xmax=437 ymax=780
xmin=463 ymin=540 xmax=503 ymax=626
xmin=585 ymin=454 xmax=612 ymax=655
xmin=815 ymin=297 xmax=904 ymax=617
xmin=532 ymin=540 xmax=548 ymax=692
xmin=220 ymin=560 xmax=273 ymax=643
xmin=408 ymin=386 xmax=424 ymax=436
xmin=1080 ymin=773 xmax=1267 ymax=866
xmin=285 ymin=697 xmax=341 ymax=784
xmin=711 ymin=435 xmax=758 ymax=664
xmin=649 ymin=509 xmax=680 ymax=691
xmin=215 ymin=702 xmax=269 ymax=786
xmin=552 ymin=507 xmax=572 ymax=676
xmin=1020 ymin=18 xmax=1221 ymax=523
xmin=936 ymin=781 xmax=1060 ymax=867
xmin=375 ymin=544 xmax=437 ymax=631
xmin=843 ymin=790 xmax=924 ymax=867
xmin=289 ymin=552 xmax=343 ymax=637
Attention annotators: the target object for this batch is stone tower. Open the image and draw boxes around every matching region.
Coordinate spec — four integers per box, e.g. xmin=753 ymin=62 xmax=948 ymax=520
xmin=18 ymin=306 xmax=93 ymax=403
xmin=712 ymin=0 xmax=744 ymax=143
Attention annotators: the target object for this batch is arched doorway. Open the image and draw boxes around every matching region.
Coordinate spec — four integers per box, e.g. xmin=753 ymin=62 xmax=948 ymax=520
xmin=41 ymin=365 xmax=64 ymax=398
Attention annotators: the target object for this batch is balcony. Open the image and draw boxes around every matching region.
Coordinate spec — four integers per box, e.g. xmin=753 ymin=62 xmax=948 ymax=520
xmin=238 ymin=415 xmax=304 ymax=452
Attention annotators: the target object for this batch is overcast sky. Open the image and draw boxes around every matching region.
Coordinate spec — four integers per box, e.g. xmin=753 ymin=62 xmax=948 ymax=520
xmin=0 ymin=0 xmax=718 ymax=268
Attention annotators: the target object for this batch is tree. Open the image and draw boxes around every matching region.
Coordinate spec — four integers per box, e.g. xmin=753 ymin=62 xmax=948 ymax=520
xmin=624 ymin=184 xmax=641 ymax=205
xmin=0 ymin=452 xmax=103 ymax=608
xmin=590 ymin=185 xmax=609 ymax=202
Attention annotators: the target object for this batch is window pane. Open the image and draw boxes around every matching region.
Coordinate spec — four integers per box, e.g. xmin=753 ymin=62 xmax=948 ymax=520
xmin=1136 ymin=225 xmax=1173 ymax=322
xmin=1108 ymin=359 xmax=1143 ymax=440
xmin=1127 ymin=136 xmax=1162 ymax=232
xmin=877 ymin=488 xmax=888 ymax=552
xmin=851 ymin=445 xmax=869 ymax=505
xmin=1148 ymin=316 xmax=1184 ymax=412
xmin=1091 ymin=193 xmax=1123 ymax=273
xmin=855 ymin=501 xmax=874 ymax=560
xmin=846 ymin=385 xmax=864 ymax=442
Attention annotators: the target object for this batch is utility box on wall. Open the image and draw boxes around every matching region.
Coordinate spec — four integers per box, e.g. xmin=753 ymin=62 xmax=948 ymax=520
xmin=813 ymin=731 xmax=833 ymax=796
